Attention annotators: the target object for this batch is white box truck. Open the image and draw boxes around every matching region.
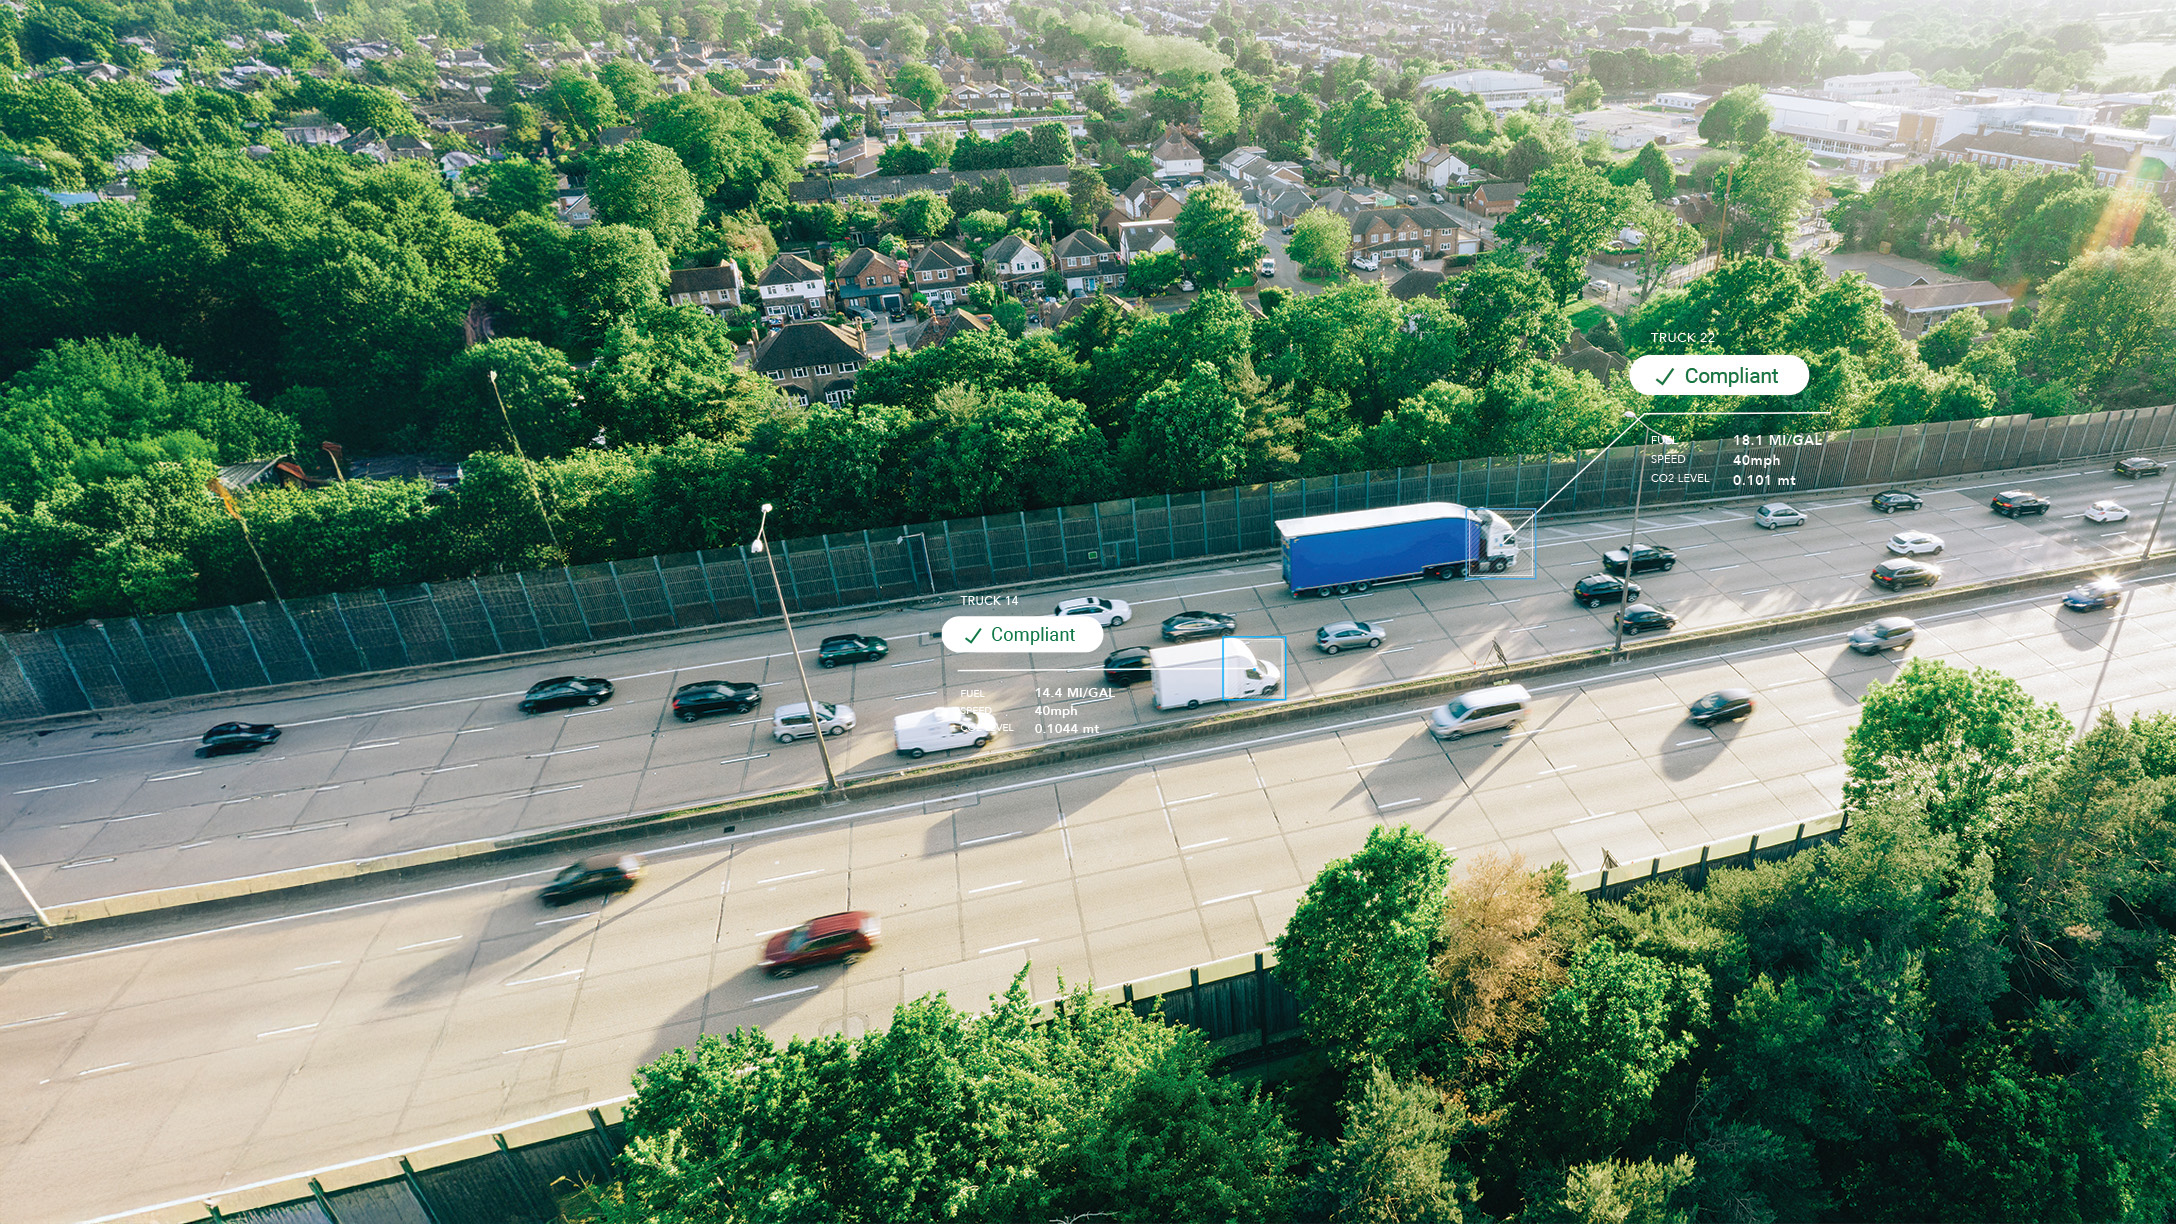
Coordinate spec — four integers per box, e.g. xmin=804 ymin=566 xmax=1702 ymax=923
xmin=893 ymin=707 xmax=997 ymax=758
xmin=1151 ymin=639 xmax=1281 ymax=711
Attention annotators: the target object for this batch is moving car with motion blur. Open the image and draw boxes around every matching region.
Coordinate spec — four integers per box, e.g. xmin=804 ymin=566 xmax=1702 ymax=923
xmin=2063 ymin=578 xmax=2126 ymax=611
xmin=1613 ymin=603 xmax=1678 ymax=635
xmin=1870 ymin=559 xmax=1941 ymax=590
xmin=1601 ymin=543 xmax=1677 ymax=576
xmin=1572 ymin=574 xmax=1642 ymax=608
xmin=1055 ymin=596 xmax=1132 ymax=626
xmin=1687 ymin=689 xmax=1755 ymax=727
xmin=1753 ymin=503 xmax=1805 ymax=529
xmin=1848 ymin=616 xmax=1918 ymax=654
xmin=817 ymin=633 xmax=888 ymax=666
xmin=1871 ymin=489 xmax=1924 ymax=513
xmin=772 ymin=701 xmax=855 ymax=742
xmin=2084 ymin=500 xmax=2130 ymax=523
xmin=1103 ymin=647 xmax=1153 ymax=685
xmin=1886 ymin=530 xmax=1944 ymax=555
xmin=1991 ymin=489 xmax=2051 ymax=517
xmin=519 ymin=676 xmax=614 ymax=712
xmin=762 ymin=911 xmax=880 ymax=976
xmin=1315 ymin=621 xmax=1387 ymax=653
xmin=198 ymin=722 xmax=280 ymax=756
xmin=2114 ymin=457 xmax=2166 ymax=478
xmin=540 ymin=854 xmax=643 ymax=905
xmin=1161 ymin=610 xmax=1239 ymax=641
xmin=669 ymin=680 xmax=761 ymax=722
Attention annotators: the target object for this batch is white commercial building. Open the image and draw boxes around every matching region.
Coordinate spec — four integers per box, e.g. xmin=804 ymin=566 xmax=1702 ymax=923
xmin=1418 ymin=69 xmax=1564 ymax=111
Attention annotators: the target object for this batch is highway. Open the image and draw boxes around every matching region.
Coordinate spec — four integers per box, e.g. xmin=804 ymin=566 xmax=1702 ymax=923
xmin=5 ymin=555 xmax=2174 ymax=1222
xmin=0 ymin=459 xmax=2157 ymax=912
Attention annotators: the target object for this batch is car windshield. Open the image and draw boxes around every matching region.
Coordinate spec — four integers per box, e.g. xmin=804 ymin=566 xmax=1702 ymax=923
xmin=782 ymin=926 xmax=811 ymax=953
xmin=1445 ymin=700 xmax=1472 ymax=720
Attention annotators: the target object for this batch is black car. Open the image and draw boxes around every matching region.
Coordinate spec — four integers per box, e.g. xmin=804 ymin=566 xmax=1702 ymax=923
xmin=2115 ymin=457 xmax=2166 ymax=478
xmin=520 ymin=676 xmax=614 ymax=712
xmin=1572 ymin=573 xmax=1642 ymax=608
xmin=1600 ymin=543 xmax=1677 ymax=576
xmin=1871 ymin=559 xmax=1942 ymax=590
xmin=540 ymin=854 xmax=643 ymax=906
xmin=670 ymin=680 xmax=763 ymax=722
xmin=1103 ymin=646 xmax=1153 ymax=685
xmin=1161 ymin=610 xmax=1239 ymax=641
xmin=1871 ymin=489 xmax=1924 ymax=513
xmin=2063 ymin=578 xmax=2125 ymax=611
xmin=1688 ymin=688 xmax=1755 ymax=727
xmin=1614 ymin=603 xmax=1677 ymax=634
xmin=198 ymin=722 xmax=280 ymax=757
xmin=887 ymin=305 xmax=907 ymax=322
xmin=1280 ymin=224 xmax=1295 ymax=235
xmin=817 ymin=633 xmax=889 ymax=666
xmin=1991 ymin=489 xmax=2051 ymax=517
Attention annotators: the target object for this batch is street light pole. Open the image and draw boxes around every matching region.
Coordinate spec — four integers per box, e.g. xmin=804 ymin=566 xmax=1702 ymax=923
xmin=1613 ymin=413 xmax=1672 ymax=661
xmin=2138 ymin=458 xmax=2176 ymax=565
xmin=489 ymin=368 xmax=561 ymax=555
xmin=754 ymin=504 xmax=839 ymax=793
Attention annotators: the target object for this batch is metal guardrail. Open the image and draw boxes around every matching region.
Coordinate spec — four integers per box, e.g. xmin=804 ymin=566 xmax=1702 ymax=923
xmin=5 ymin=404 xmax=2172 ymax=723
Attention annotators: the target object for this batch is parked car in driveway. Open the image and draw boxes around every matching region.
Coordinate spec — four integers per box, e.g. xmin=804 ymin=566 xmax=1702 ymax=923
xmin=2085 ymin=500 xmax=2130 ymax=523
xmin=1991 ymin=489 xmax=2051 ymax=517
xmin=1315 ymin=620 xmax=1386 ymax=653
xmin=1753 ymin=503 xmax=1805 ymax=529
xmin=1848 ymin=616 xmax=1918 ymax=654
xmin=1871 ymin=489 xmax=1924 ymax=513
xmin=1054 ymin=596 xmax=1131 ymax=626
xmin=1871 ymin=559 xmax=1942 ymax=590
xmin=2064 ymin=578 xmax=2126 ymax=611
xmin=762 ymin=911 xmax=879 ymax=976
xmin=1572 ymin=573 xmax=1642 ymax=607
xmin=1613 ymin=603 xmax=1678 ymax=634
xmin=540 ymin=854 xmax=642 ymax=905
xmin=772 ymin=701 xmax=855 ymax=741
xmin=1687 ymin=689 xmax=1755 ymax=727
xmin=816 ymin=633 xmax=888 ymax=666
xmin=1103 ymin=647 xmax=1153 ymax=684
xmin=670 ymin=680 xmax=762 ymax=722
xmin=2114 ymin=457 xmax=2166 ymax=478
xmin=198 ymin=722 xmax=280 ymax=756
xmin=1886 ymin=530 xmax=1944 ymax=555
xmin=1601 ymin=543 xmax=1677 ymax=575
xmin=1161 ymin=610 xmax=1238 ymax=641
xmin=520 ymin=676 xmax=614 ymax=712
xmin=1351 ymin=254 xmax=1380 ymax=271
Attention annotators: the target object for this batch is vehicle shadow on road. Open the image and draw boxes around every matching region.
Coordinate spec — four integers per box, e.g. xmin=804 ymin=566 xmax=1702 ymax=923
xmin=1656 ymin=717 xmax=1744 ymax=781
xmin=636 ymin=963 xmax=861 ymax=1070
xmin=381 ymin=896 xmax=576 ymax=1009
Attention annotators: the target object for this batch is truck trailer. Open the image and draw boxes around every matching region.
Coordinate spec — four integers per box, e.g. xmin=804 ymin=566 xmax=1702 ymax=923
xmin=1150 ymin=639 xmax=1282 ymax=711
xmin=1276 ymin=503 xmax=1519 ymax=597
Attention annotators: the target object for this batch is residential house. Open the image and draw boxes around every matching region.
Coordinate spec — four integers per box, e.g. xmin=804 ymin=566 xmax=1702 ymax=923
xmin=1878 ymin=281 xmax=2016 ymax=338
xmin=554 ymin=192 xmax=593 ymax=226
xmin=1150 ymin=128 xmax=1204 ymax=177
xmin=981 ymin=234 xmax=1048 ymax=298
xmin=1101 ymin=177 xmax=1184 ymax=243
xmin=834 ymin=246 xmax=906 ymax=313
xmin=752 ymin=319 xmax=868 ymax=405
xmin=1469 ymin=181 xmax=1528 ymax=218
xmin=904 ymin=240 xmax=975 ymax=306
xmin=830 ymin=134 xmax=886 ymax=177
xmin=757 ymin=252 xmax=830 ymax=320
xmin=1114 ymin=220 xmax=1177 ymax=263
xmin=788 ymin=164 xmax=1072 ymax=206
xmin=1934 ymin=129 xmax=2175 ymax=200
xmin=1262 ymin=185 xmax=1318 ymax=225
xmin=1388 ymin=268 xmax=1448 ymax=300
xmin=1053 ymin=229 xmax=1124 ymax=294
xmin=279 ymin=112 xmax=350 ymax=145
xmin=913 ymin=311 xmax=994 ymax=349
xmin=1347 ymin=207 xmax=1471 ymax=262
xmin=668 ymin=260 xmax=746 ymax=314
xmin=1404 ymin=146 xmax=1471 ymax=190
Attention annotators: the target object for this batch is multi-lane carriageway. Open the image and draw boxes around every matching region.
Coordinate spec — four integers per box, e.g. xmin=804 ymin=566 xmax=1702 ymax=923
xmin=5 ymin=464 xmax=2176 ymax=1221
xmin=0 ymin=462 xmax=2162 ymax=912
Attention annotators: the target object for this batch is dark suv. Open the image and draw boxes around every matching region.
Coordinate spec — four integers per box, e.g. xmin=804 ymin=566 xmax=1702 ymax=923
xmin=670 ymin=680 xmax=762 ymax=721
xmin=1161 ymin=610 xmax=1239 ymax=641
xmin=1871 ymin=489 xmax=1924 ymax=513
xmin=540 ymin=854 xmax=643 ymax=905
xmin=2115 ymin=457 xmax=2166 ymax=479
xmin=1600 ymin=543 xmax=1677 ymax=576
xmin=817 ymin=633 xmax=889 ymax=666
xmin=1991 ymin=490 xmax=2051 ymax=517
xmin=1871 ymin=559 xmax=1942 ymax=590
xmin=1613 ymin=603 xmax=1678 ymax=634
xmin=762 ymin=911 xmax=880 ymax=977
xmin=520 ymin=676 xmax=614 ymax=712
xmin=1572 ymin=574 xmax=1642 ymax=607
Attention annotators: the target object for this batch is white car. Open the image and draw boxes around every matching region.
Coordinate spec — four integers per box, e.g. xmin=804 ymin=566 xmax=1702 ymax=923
xmin=2085 ymin=499 xmax=2131 ymax=523
xmin=1886 ymin=531 xmax=1944 ymax=555
xmin=1054 ymin=596 xmax=1132 ymax=626
xmin=1351 ymin=254 xmax=1380 ymax=271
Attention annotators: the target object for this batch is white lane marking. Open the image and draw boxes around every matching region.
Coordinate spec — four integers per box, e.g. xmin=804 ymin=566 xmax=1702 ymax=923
xmin=979 ymin=938 xmax=1040 ymax=954
xmin=455 ymin=726 xmax=495 ymax=735
xmin=426 ymin=763 xmax=479 ymax=774
xmin=396 ymin=937 xmax=461 ymax=951
xmin=504 ymin=969 xmax=582 ymax=987
xmin=534 ymin=911 xmax=593 ymax=925
xmin=967 ymin=880 xmax=1023 ymax=894
xmin=1345 ymin=759 xmax=1391 ymax=770
xmin=1715 ymin=779 xmax=1761 ymax=791
xmin=1708 ymin=564 xmax=1740 ymax=572
xmin=1375 ymin=797 xmax=1424 ymax=810
xmin=889 ymin=657 xmax=937 ymax=667
xmin=1568 ymin=811 xmax=1616 ymax=824
xmin=14 ymin=779 xmax=96 ymax=795
xmin=726 ymin=717 xmax=766 ymax=727
xmin=1539 ymin=765 xmax=1577 ymax=775
xmin=76 ymin=1063 xmax=131 ymax=1077
xmin=562 ymin=707 xmax=619 ymax=718
xmin=58 ymin=858 xmax=117 ymax=870
xmin=1203 ymin=889 xmax=1263 ymax=905
xmin=241 ymin=821 xmax=346 ymax=840
xmin=1381 ymin=645 xmax=1416 ymax=654
xmin=257 ymin=1023 xmax=318 ymax=1039
xmin=959 ymin=830 xmax=1021 ymax=846
xmin=526 ymin=745 xmax=600 ymax=758
xmin=289 ymin=961 xmax=342 ymax=972
xmin=753 ymin=985 xmax=820 ymax=1002
xmin=1637 ymin=703 xmax=1679 ymax=713
xmin=1803 ymin=550 xmax=1831 ymax=557
xmin=145 ymin=771 xmax=201 ymax=782
xmin=1132 ymin=582 xmax=1283 ymax=606
xmin=502 ymin=1040 xmax=567 ymax=1055
xmin=1 ymin=1012 xmax=68 ymax=1030
xmin=1674 ymin=737 xmax=1712 ymax=747
xmin=893 ymin=690 xmax=941 ymax=701
xmin=1165 ymin=793 xmax=1218 ymax=805
xmin=1740 ymin=588 xmax=1772 ymax=595
xmin=718 ymin=753 xmax=772 ymax=765
xmin=756 ymin=868 xmax=822 ymax=884
xmin=1180 ymin=837 xmax=1229 ymax=850
xmin=351 ymin=741 xmax=401 ymax=751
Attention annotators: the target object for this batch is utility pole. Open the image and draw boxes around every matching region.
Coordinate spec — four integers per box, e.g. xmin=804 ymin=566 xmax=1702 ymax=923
xmin=754 ymin=504 xmax=840 ymax=793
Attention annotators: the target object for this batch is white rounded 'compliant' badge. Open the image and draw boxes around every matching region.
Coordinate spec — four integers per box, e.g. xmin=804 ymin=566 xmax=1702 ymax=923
xmin=941 ymin=616 xmax=1104 ymax=653
xmin=1630 ymin=354 xmax=1809 ymax=396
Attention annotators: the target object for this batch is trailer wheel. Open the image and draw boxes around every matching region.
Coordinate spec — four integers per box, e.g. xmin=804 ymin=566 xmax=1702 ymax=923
xmin=1353 ymin=581 xmax=1371 ymax=593
xmin=1334 ymin=583 xmax=1352 ymax=595
xmin=1186 ymin=699 xmax=1202 ymax=710
xmin=1490 ymin=557 xmax=1509 ymax=573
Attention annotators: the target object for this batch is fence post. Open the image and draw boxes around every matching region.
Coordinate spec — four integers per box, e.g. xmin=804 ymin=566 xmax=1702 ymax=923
xmin=278 ymin=600 xmax=322 ymax=679
xmin=420 ymin=583 xmax=458 ymax=657
xmin=472 ymin=579 xmax=506 ymax=655
xmin=740 ymin=547 xmax=765 ymax=613
xmin=327 ymin=592 xmax=367 ymax=669
xmin=560 ymin=569 xmax=594 ymax=639
xmin=694 ymin=550 xmax=720 ymax=615
xmin=819 ymin=536 xmax=844 ymax=604
xmin=604 ymin=562 xmax=638 ymax=628
xmin=513 ymin=572 xmax=548 ymax=647
xmin=651 ymin=555 xmax=679 ymax=627
xmin=862 ymin=530 xmax=881 ymax=590
xmin=1255 ymin=952 xmax=1270 ymax=1051
xmin=232 ymin=606 xmax=273 ymax=686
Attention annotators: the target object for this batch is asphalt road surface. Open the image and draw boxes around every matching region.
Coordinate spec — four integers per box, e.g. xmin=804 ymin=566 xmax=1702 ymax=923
xmin=0 ymin=460 xmax=2156 ymax=913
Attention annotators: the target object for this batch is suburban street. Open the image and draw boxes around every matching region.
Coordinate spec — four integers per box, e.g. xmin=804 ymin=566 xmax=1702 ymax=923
xmin=2 ymin=456 xmax=2158 ymax=915
xmin=7 ymin=546 xmax=2176 ymax=1223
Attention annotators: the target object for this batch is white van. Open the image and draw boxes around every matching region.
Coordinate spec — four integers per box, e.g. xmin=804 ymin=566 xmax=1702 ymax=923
xmin=773 ymin=701 xmax=855 ymax=742
xmin=1426 ymin=684 xmax=1531 ymax=740
xmin=893 ymin=707 xmax=996 ymax=757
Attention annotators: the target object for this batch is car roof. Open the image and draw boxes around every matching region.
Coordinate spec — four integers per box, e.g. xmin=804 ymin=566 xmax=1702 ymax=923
xmin=802 ymin=910 xmax=873 ymax=935
xmin=1873 ymin=615 xmax=1916 ymax=629
xmin=821 ymin=633 xmax=870 ymax=644
xmin=1710 ymin=687 xmax=1753 ymax=700
xmin=1454 ymin=683 xmax=1530 ymax=704
xmin=534 ymin=675 xmax=577 ymax=686
xmin=1322 ymin=620 xmax=1362 ymax=631
xmin=573 ymin=853 xmax=633 ymax=871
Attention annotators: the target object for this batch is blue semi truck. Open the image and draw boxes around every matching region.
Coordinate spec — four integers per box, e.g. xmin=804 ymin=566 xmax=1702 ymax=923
xmin=1276 ymin=503 xmax=1520 ymax=597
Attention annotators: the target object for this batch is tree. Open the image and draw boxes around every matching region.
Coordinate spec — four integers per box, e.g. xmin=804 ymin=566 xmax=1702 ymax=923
xmin=597 ymin=56 xmax=658 ymax=117
xmin=1731 ymin=135 xmax=1815 ymax=255
xmin=460 ymin=156 xmax=557 ymax=226
xmin=1370 ymin=380 xmax=1485 ymax=466
xmin=1613 ymin=141 xmax=1676 ymax=203
xmin=541 ymin=70 xmax=621 ymax=144
xmin=888 ymin=189 xmax=953 ymax=239
xmin=909 ymin=385 xmax=1113 ymax=517
xmin=1698 ymin=84 xmax=1771 ymax=148
xmin=422 ymin=339 xmax=587 ymax=457
xmin=585 ymin=139 xmax=701 ymax=251
xmin=1443 ymin=262 xmax=1568 ymax=384
xmin=824 ymin=46 xmax=875 ymax=101
xmin=1917 ymin=308 xmax=1986 ymax=370
xmin=1303 ymin=1067 xmax=1484 ymax=1223
xmin=1322 ymin=86 xmax=1428 ymax=184
xmin=1271 ymin=824 xmax=1452 ymax=1072
xmin=1067 ymin=163 xmax=1113 ymax=228
xmin=955 ymin=208 xmax=1009 ymax=250
xmin=1285 ymin=205 xmax=1350 ymax=273
xmin=1842 ymin=657 xmax=2073 ymax=843
xmin=583 ymin=304 xmax=774 ymax=447
xmin=2031 ymin=246 xmax=2176 ymax=391
xmin=1630 ymin=203 xmax=1705 ymax=301
xmin=1493 ymin=161 xmax=1643 ymax=304
xmin=1125 ymin=248 xmax=1184 ymax=296
xmin=876 ymin=142 xmax=935 ymax=176
xmin=1172 ymin=181 xmax=1264 ymax=291
xmin=1199 ymin=76 xmax=1241 ymax=138
xmin=1023 ymin=121 xmax=1076 ymax=167
xmin=1527 ymin=1156 xmax=1699 ymax=1224
xmin=1565 ymin=78 xmax=1604 ymax=112
xmin=1122 ymin=359 xmax=1250 ymax=493
xmin=890 ymin=62 xmax=944 ymax=113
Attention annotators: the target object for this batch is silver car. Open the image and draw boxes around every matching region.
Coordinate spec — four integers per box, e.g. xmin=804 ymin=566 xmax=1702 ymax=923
xmin=772 ymin=701 xmax=856 ymax=742
xmin=1848 ymin=616 xmax=1917 ymax=655
xmin=1754 ymin=502 xmax=1806 ymax=529
xmin=1315 ymin=620 xmax=1386 ymax=654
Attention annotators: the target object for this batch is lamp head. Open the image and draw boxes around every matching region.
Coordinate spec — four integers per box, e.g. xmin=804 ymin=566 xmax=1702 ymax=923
xmin=488 ymin=369 xmax=497 ymax=382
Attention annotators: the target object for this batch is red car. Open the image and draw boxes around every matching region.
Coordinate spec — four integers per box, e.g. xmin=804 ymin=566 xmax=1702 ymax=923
xmin=762 ymin=911 xmax=880 ymax=977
